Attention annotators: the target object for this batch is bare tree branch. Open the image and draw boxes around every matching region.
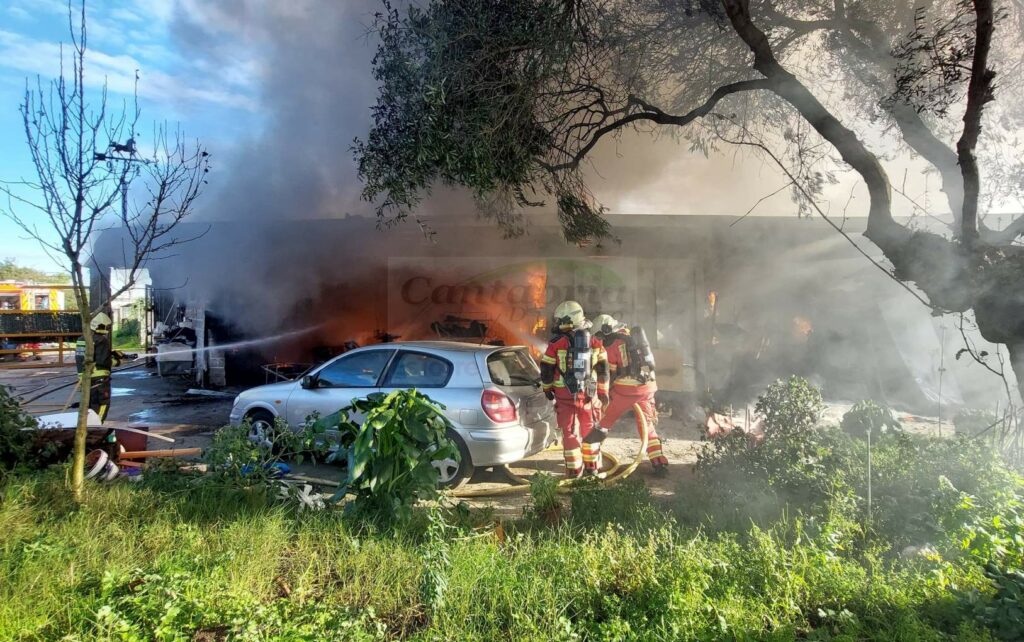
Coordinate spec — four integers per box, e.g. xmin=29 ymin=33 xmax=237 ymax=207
xmin=720 ymin=0 xmax=902 ymax=243
xmin=0 ymin=0 xmax=209 ymax=501
xmin=711 ymin=114 xmax=937 ymax=310
xmin=545 ymin=79 xmax=772 ymax=172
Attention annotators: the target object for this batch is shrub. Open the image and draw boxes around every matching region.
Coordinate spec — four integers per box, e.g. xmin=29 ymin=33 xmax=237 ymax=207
xmin=959 ymin=490 xmax=1024 ymax=571
xmin=749 ymin=376 xmax=832 ymax=491
xmin=165 ymin=414 xmax=343 ymax=514
xmin=202 ymin=415 xmax=336 ymax=486
xmin=112 ymin=318 xmax=141 ymax=349
xmin=684 ymin=377 xmax=1019 ymax=547
xmin=692 ymin=377 xmax=840 ymax=525
xmin=329 ymin=390 xmax=459 ymax=522
xmin=954 ymin=409 xmax=999 ymax=437
xmin=756 ymin=375 xmax=824 ymax=437
xmin=959 ymin=566 xmax=1024 ymax=641
xmin=861 ymin=434 xmax=1016 ymax=547
xmin=0 ymin=385 xmax=40 ymax=471
xmin=841 ymin=400 xmax=901 ymax=440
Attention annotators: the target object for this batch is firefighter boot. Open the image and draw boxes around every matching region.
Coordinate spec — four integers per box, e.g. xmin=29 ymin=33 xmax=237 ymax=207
xmin=647 ymin=435 xmax=669 ymax=476
xmin=581 ymin=427 xmax=608 ymax=477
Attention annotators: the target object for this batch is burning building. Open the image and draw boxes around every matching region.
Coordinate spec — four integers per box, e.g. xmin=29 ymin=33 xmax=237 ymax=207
xmin=89 ymin=212 xmax=1013 ymax=413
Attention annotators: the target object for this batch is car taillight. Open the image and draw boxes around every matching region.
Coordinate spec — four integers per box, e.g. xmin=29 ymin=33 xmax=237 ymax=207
xmin=481 ymin=389 xmax=517 ymax=423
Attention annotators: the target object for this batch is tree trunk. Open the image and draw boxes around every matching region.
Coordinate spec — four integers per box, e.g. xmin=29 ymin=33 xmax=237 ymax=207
xmin=1006 ymin=343 xmax=1024 ymax=406
xmin=69 ymin=267 xmax=93 ymax=503
xmin=720 ymin=0 xmax=1024 ymax=411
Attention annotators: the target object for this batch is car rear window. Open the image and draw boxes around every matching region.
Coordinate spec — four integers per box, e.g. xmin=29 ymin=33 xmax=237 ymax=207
xmin=487 ymin=349 xmax=541 ymax=387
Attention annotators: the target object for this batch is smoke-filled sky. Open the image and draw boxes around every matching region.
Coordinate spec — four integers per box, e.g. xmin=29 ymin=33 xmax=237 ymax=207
xmin=0 ymin=0 xmax=976 ymax=270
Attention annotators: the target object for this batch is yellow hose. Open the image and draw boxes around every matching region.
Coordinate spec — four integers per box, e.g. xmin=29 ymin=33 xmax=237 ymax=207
xmin=601 ymin=408 xmax=650 ymax=488
xmin=497 ymin=448 xmax=620 ymax=485
xmin=449 ymin=403 xmax=650 ymax=498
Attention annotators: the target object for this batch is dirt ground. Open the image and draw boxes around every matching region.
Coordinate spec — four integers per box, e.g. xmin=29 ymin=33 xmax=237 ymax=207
xmin=3 ymin=361 xmax=944 ymax=518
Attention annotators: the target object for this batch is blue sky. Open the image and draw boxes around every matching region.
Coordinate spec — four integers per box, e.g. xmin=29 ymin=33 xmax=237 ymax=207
xmin=0 ymin=0 xmax=261 ymax=271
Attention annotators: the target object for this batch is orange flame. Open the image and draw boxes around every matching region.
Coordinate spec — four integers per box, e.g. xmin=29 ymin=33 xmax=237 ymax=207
xmin=525 ymin=264 xmax=548 ymax=355
xmin=526 ymin=264 xmax=546 ymax=310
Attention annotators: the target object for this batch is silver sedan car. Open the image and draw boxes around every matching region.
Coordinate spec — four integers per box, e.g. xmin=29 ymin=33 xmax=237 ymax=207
xmin=229 ymin=341 xmax=556 ymax=487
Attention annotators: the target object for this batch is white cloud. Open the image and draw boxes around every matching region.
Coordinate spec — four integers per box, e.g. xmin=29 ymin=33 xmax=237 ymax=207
xmin=0 ymin=29 xmax=256 ymax=111
xmin=110 ymin=7 xmax=145 ymax=24
xmin=123 ymin=41 xmax=173 ymax=64
xmin=6 ymin=6 xmax=32 ymax=21
xmin=7 ymin=0 xmax=67 ymax=18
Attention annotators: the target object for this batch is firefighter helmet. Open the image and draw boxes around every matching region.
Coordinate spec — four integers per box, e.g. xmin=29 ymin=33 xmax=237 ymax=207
xmin=553 ymin=300 xmax=587 ymax=330
xmin=592 ymin=314 xmax=622 ymax=336
xmin=90 ymin=312 xmax=112 ymax=331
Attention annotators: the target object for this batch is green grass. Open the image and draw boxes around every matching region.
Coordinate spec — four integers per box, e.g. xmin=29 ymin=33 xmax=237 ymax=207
xmin=0 ymin=463 xmax=1017 ymax=641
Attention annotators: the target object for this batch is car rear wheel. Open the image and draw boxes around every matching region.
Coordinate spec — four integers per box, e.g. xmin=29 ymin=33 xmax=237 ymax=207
xmin=435 ymin=430 xmax=474 ymax=489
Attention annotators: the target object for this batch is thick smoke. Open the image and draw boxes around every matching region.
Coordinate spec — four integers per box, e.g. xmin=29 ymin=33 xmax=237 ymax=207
xmin=170 ymin=0 xmax=380 ymax=221
xmin=146 ymin=1 xmax=1018 ymax=411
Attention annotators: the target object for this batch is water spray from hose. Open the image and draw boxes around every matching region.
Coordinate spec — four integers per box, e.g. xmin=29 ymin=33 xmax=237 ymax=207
xmin=159 ymin=324 xmax=325 ymax=358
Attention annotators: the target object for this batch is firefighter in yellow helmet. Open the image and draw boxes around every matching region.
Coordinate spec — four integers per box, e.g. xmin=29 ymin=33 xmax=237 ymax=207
xmin=590 ymin=313 xmax=668 ymax=474
xmin=540 ymin=301 xmax=609 ymax=477
xmin=80 ymin=312 xmax=115 ymax=421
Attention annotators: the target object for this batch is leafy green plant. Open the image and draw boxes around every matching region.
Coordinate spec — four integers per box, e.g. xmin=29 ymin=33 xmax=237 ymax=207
xmin=841 ymin=400 xmax=902 ymax=440
xmin=959 ymin=491 xmax=1024 ymax=570
xmin=112 ymin=318 xmax=141 ymax=350
xmin=0 ymin=384 xmax=40 ymax=471
xmin=528 ymin=472 xmax=560 ymax=518
xmin=693 ymin=377 xmax=838 ymax=521
xmin=959 ymin=566 xmax=1024 ymax=641
xmin=419 ymin=505 xmax=454 ymax=617
xmin=328 ymin=390 xmax=459 ymax=522
xmin=756 ymin=375 xmax=824 ymax=438
xmin=199 ymin=416 xmax=338 ymax=504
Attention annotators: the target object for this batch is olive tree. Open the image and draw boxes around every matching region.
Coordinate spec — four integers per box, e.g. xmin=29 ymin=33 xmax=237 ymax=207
xmin=0 ymin=1 xmax=209 ymax=500
xmin=354 ymin=0 xmax=1024 ymax=402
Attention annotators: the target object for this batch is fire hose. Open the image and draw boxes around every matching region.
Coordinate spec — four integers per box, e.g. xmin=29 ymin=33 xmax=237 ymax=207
xmin=449 ymin=403 xmax=651 ymax=498
xmin=17 ymin=359 xmax=148 ymax=406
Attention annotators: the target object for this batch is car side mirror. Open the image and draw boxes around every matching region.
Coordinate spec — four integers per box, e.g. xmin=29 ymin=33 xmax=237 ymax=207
xmin=300 ymin=375 xmax=316 ymax=389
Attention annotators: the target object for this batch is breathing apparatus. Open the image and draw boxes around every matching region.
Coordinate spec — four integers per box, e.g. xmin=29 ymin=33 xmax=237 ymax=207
xmin=628 ymin=324 xmax=656 ymax=383
xmin=553 ymin=300 xmax=597 ymax=398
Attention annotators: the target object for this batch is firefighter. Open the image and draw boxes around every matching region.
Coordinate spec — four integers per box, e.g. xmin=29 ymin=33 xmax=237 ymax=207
xmin=540 ymin=301 xmax=609 ymax=478
xmin=78 ymin=312 xmax=115 ymax=421
xmin=589 ymin=314 xmax=668 ymax=474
